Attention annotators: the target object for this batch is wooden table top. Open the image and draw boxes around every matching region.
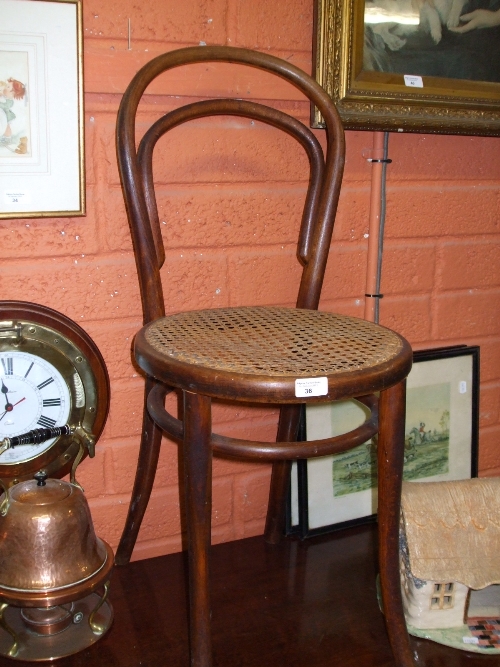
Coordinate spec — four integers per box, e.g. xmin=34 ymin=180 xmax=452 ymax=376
xmin=0 ymin=524 xmax=498 ymax=666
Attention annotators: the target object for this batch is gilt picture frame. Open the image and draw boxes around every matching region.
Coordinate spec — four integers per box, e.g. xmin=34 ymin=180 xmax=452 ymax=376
xmin=313 ymin=0 xmax=500 ymax=135
xmin=0 ymin=0 xmax=84 ymax=218
xmin=288 ymin=345 xmax=479 ymax=538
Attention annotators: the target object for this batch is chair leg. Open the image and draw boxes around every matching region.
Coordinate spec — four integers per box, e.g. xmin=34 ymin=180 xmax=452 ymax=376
xmin=378 ymin=381 xmax=414 ymax=667
xmin=183 ymin=391 xmax=213 ymax=667
xmin=115 ymin=377 xmax=163 ymax=566
xmin=264 ymin=404 xmax=302 ymax=544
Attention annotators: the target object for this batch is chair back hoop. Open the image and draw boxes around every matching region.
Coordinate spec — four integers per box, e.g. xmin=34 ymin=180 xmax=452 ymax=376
xmin=138 ymin=100 xmax=326 ymax=272
xmin=116 ymin=45 xmax=345 ymax=324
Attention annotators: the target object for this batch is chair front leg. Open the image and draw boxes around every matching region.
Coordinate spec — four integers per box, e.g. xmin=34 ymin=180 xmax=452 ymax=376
xmin=378 ymin=380 xmax=414 ymax=667
xmin=116 ymin=377 xmax=164 ymax=566
xmin=183 ymin=391 xmax=213 ymax=667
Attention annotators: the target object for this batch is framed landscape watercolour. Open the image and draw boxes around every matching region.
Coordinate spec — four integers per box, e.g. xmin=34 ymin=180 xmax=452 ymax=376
xmin=288 ymin=346 xmax=479 ymax=537
xmin=0 ymin=0 xmax=84 ymax=218
xmin=312 ymin=0 xmax=500 ymax=135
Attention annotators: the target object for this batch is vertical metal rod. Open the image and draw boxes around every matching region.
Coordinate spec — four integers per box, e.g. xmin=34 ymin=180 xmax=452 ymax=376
xmin=374 ymin=131 xmax=390 ymax=323
xmin=364 ymin=131 xmax=391 ymax=324
xmin=364 ymin=131 xmax=385 ymax=323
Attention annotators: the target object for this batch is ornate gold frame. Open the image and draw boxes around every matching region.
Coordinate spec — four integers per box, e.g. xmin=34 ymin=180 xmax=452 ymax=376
xmin=312 ymin=0 xmax=500 ymax=135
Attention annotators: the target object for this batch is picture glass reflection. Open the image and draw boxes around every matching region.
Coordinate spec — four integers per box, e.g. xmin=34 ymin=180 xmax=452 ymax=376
xmin=363 ymin=0 xmax=500 ymax=83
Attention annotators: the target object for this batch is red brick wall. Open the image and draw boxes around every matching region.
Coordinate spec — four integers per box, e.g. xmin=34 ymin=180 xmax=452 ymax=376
xmin=1 ymin=0 xmax=499 ymax=560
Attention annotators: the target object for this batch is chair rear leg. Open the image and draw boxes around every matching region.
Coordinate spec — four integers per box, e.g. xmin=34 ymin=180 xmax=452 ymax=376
xmin=264 ymin=404 xmax=302 ymax=544
xmin=378 ymin=381 xmax=415 ymax=667
xmin=115 ymin=377 xmax=163 ymax=566
xmin=183 ymin=391 xmax=213 ymax=667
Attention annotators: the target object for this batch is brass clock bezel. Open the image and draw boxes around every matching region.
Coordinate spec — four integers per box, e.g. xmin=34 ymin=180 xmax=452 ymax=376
xmin=0 ymin=302 xmax=110 ymax=485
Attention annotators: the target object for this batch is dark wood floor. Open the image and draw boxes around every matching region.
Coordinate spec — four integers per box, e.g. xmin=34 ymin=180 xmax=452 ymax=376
xmin=1 ymin=524 xmax=499 ymax=666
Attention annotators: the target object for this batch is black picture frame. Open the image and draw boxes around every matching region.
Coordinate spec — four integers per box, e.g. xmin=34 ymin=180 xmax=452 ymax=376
xmin=287 ymin=345 xmax=479 ymax=538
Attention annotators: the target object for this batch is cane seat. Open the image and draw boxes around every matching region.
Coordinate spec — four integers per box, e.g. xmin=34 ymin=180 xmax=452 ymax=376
xmin=137 ymin=306 xmax=408 ymax=404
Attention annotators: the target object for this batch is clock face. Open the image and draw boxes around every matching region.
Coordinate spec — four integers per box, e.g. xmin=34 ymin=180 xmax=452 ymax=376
xmin=0 ymin=351 xmax=72 ymax=464
xmin=0 ymin=302 xmax=110 ymax=484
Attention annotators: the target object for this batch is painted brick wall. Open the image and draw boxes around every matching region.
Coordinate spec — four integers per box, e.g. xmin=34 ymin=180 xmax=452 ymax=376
xmin=1 ymin=0 xmax=499 ymax=561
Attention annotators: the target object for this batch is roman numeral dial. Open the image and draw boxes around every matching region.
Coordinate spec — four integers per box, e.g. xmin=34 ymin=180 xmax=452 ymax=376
xmin=37 ymin=377 xmax=54 ymax=390
xmin=1 ymin=358 xmax=13 ymax=376
xmin=37 ymin=415 xmax=57 ymax=429
xmin=43 ymin=398 xmax=61 ymax=407
xmin=0 ymin=350 xmax=71 ymax=464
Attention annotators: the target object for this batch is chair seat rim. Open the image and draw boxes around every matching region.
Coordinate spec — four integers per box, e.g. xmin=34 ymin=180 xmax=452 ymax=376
xmin=134 ymin=307 xmax=413 ymax=403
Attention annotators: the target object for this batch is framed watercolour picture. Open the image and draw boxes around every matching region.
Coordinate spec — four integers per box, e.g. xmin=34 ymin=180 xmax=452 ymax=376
xmin=312 ymin=0 xmax=500 ymax=135
xmin=288 ymin=345 xmax=479 ymax=537
xmin=0 ymin=0 xmax=84 ymax=218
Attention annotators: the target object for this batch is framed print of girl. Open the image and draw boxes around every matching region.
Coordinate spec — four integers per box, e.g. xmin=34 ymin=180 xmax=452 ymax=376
xmin=1 ymin=0 xmax=84 ymax=218
xmin=0 ymin=75 xmax=29 ymax=155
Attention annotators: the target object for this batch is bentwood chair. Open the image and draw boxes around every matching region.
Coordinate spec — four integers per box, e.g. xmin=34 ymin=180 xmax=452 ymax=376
xmin=116 ymin=46 xmax=414 ymax=667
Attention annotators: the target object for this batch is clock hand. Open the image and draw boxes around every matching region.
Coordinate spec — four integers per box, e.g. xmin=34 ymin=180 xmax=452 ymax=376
xmin=0 ymin=397 xmax=26 ymax=422
xmin=3 ymin=397 xmax=25 ymax=412
xmin=1 ymin=380 xmax=10 ymax=411
xmin=2 ymin=379 xmax=13 ymax=412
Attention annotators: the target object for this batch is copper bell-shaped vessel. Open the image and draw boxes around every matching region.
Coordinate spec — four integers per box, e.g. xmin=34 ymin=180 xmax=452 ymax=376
xmin=0 ymin=472 xmax=114 ymax=661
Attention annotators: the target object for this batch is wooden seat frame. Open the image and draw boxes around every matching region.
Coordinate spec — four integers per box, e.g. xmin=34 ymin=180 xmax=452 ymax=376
xmin=116 ymin=46 xmax=415 ymax=667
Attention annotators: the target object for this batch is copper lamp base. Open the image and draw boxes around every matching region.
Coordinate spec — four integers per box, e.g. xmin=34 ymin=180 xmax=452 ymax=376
xmin=0 ymin=541 xmax=114 ymax=661
xmin=0 ymin=592 xmax=113 ymax=661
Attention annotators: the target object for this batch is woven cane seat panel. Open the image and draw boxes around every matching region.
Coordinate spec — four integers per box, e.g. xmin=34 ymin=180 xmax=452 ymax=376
xmin=143 ymin=306 xmax=404 ymax=377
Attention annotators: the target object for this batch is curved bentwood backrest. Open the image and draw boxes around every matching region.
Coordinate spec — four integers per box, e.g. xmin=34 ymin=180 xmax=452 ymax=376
xmin=116 ymin=45 xmax=345 ymax=324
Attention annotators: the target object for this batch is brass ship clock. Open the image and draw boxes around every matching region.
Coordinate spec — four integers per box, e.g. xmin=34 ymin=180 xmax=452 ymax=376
xmin=0 ymin=301 xmax=109 ymax=486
